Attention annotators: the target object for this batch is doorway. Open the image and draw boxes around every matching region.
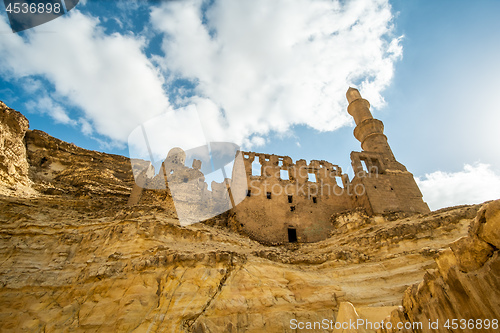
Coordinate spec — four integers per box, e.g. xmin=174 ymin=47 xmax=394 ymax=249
xmin=287 ymin=228 xmax=297 ymax=243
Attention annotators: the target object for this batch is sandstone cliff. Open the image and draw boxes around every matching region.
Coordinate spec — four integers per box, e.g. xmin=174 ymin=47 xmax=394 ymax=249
xmin=0 ymin=102 xmax=498 ymax=332
xmin=0 ymin=101 xmax=31 ymax=195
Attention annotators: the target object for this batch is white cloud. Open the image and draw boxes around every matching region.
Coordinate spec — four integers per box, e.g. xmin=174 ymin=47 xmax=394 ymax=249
xmin=0 ymin=0 xmax=401 ymax=152
xmin=25 ymin=96 xmax=76 ymax=125
xmin=79 ymin=118 xmax=93 ymax=135
xmin=150 ymin=0 xmax=402 ymax=148
xmin=0 ymin=10 xmax=171 ymax=144
xmin=21 ymin=78 xmax=44 ymax=94
xmin=416 ymin=163 xmax=500 ymax=211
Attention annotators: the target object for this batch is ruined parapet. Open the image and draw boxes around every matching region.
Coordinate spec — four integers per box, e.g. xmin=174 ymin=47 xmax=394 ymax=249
xmin=129 ymin=145 xmax=247 ymax=226
xmin=235 ymin=152 xmax=353 ymax=244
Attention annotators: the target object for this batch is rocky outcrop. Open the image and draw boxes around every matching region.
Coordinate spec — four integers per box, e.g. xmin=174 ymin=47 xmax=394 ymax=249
xmin=25 ymin=129 xmax=135 ymax=200
xmin=380 ymin=200 xmax=500 ymax=333
xmin=0 ymin=101 xmax=31 ymax=194
xmin=0 ymin=102 xmax=134 ymax=201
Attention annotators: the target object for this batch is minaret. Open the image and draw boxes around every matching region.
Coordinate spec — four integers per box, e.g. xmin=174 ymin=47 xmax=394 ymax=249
xmin=345 ymin=87 xmax=430 ymax=214
xmin=346 ymin=87 xmax=395 ymax=160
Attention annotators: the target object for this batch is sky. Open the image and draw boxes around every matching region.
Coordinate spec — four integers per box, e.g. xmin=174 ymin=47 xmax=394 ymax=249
xmin=0 ymin=0 xmax=499 ymax=210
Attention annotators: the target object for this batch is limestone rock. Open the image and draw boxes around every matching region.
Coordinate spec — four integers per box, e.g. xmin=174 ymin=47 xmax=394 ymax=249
xmin=0 ymin=101 xmax=31 ymax=193
xmin=0 ymin=191 xmax=487 ymax=332
xmin=450 ymin=236 xmax=493 ymax=272
xmin=333 ymin=302 xmax=366 ymax=333
xmin=25 ymin=129 xmax=135 ymax=200
xmin=473 ymin=200 xmax=500 ymax=248
xmin=380 ymin=199 xmax=500 ymax=333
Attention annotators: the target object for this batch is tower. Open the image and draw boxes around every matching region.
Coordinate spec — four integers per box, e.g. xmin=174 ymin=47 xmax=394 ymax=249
xmin=347 ymin=87 xmax=430 ymax=215
xmin=347 ymin=87 xmax=395 ymax=160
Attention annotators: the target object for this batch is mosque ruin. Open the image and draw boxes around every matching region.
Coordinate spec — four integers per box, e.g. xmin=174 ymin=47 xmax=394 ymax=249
xmin=129 ymin=88 xmax=430 ymax=245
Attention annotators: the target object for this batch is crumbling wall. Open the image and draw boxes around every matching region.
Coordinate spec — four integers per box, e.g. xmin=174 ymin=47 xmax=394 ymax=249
xmin=234 ymin=152 xmax=353 ymax=244
xmin=128 ymin=145 xmax=429 ymax=245
xmin=130 ymin=147 xmax=243 ymax=226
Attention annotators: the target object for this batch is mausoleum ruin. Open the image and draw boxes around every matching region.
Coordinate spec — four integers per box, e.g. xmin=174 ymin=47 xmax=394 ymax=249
xmin=129 ymin=88 xmax=430 ymax=245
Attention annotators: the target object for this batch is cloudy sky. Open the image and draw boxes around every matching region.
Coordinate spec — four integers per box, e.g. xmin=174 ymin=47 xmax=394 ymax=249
xmin=0 ymin=0 xmax=499 ymax=210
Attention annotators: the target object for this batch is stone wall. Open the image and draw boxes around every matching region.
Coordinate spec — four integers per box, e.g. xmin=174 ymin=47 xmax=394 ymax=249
xmin=235 ymin=151 xmax=352 ymax=244
xmin=350 ymin=151 xmax=430 ymax=215
xmin=130 ymin=147 xmax=247 ymax=226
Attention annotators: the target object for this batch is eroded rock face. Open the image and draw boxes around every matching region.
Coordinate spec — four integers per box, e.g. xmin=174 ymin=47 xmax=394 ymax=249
xmin=0 ymin=101 xmax=30 ymax=192
xmin=25 ymin=129 xmax=135 ymax=200
xmin=0 ymin=193 xmax=483 ymax=332
xmin=380 ymin=200 xmax=500 ymax=333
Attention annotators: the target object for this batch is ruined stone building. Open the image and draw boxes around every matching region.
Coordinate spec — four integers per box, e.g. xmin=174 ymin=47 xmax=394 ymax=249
xmin=129 ymin=88 xmax=430 ymax=245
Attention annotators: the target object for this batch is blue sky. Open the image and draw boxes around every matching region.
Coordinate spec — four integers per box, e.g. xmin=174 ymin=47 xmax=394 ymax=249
xmin=0 ymin=0 xmax=499 ymax=210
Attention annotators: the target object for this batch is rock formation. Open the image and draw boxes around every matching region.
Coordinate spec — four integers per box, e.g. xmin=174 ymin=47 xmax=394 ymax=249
xmin=0 ymin=101 xmax=31 ymax=195
xmin=0 ymin=100 xmax=499 ymax=332
xmin=379 ymin=200 xmax=500 ymax=333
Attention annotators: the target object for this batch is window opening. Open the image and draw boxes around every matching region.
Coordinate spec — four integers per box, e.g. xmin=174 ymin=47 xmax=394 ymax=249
xmin=280 ymin=169 xmax=289 ymax=180
xmin=309 ymin=173 xmax=316 ymax=182
xmin=335 ymin=176 xmax=344 ymax=189
xmin=252 ymin=156 xmax=261 ymax=176
xmin=266 ymin=192 xmax=272 ymax=199
xmin=288 ymin=195 xmax=293 ymax=203
xmin=361 ymin=159 xmax=369 ymax=173
xmin=288 ymin=228 xmax=297 ymax=243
